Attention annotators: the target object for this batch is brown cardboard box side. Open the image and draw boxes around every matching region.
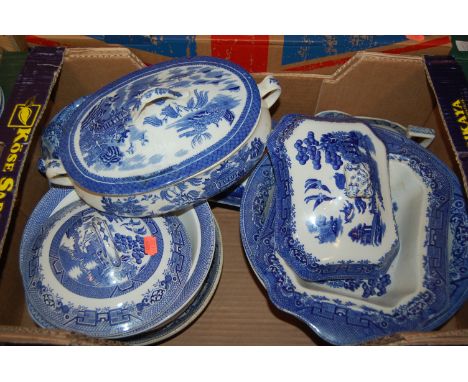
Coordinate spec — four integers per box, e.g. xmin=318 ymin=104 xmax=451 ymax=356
xmin=23 ymin=35 xmax=452 ymax=75
xmin=0 ymin=48 xmax=466 ymax=345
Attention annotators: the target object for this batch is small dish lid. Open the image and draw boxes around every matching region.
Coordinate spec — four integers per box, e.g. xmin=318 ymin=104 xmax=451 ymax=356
xmin=22 ymin=199 xmax=192 ymax=338
xmin=268 ymin=115 xmax=399 ymax=281
xmin=60 ymin=57 xmax=263 ymax=196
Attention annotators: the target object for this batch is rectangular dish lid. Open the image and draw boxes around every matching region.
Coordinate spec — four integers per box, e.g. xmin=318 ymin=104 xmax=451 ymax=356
xmin=268 ymin=115 xmax=400 ymax=281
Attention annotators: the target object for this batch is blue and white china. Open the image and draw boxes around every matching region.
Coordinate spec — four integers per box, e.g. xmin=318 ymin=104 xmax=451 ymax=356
xmin=20 ymin=195 xmax=194 ymax=339
xmin=267 ymin=115 xmax=400 ymax=281
xmin=51 ymin=57 xmax=281 ymax=216
xmin=20 ymin=187 xmax=216 ymax=338
xmin=241 ymin=127 xmax=467 ymax=345
xmin=210 ymin=120 xmax=278 ymax=208
xmin=0 ymin=86 xmax=4 ymax=118
xmin=38 ymin=97 xmax=87 ymax=186
xmin=315 ymin=110 xmax=436 ymax=148
xmin=123 ymin=218 xmax=223 ymax=345
xmin=210 ymin=178 xmax=247 ymax=208
xmin=26 ymin=217 xmax=223 ymax=345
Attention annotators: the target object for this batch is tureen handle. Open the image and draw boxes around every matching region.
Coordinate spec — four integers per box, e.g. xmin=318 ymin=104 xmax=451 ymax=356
xmin=130 ymin=87 xmax=183 ymax=121
xmin=257 ymin=75 xmax=281 ymax=109
xmin=406 ymin=125 xmax=436 ymax=148
xmin=44 ymin=161 xmax=73 ymax=187
xmin=92 ymin=218 xmax=122 ymax=268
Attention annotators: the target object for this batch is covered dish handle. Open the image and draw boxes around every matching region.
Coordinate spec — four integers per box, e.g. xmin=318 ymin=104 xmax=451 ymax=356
xmin=44 ymin=161 xmax=72 ymax=187
xmin=257 ymin=75 xmax=281 ymax=109
xmin=130 ymin=87 xmax=184 ymax=121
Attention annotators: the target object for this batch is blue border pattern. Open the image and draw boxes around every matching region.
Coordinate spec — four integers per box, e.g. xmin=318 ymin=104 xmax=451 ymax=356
xmin=241 ymin=130 xmax=467 ymax=344
xmin=123 ymin=219 xmax=223 ymax=344
xmin=26 ymin=221 xmax=222 ymax=344
xmin=60 ymin=56 xmax=261 ymax=195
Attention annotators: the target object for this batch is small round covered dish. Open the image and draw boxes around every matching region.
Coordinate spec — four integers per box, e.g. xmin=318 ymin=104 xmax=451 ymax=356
xmin=267 ymin=115 xmax=400 ymax=281
xmin=20 ymin=198 xmax=193 ymax=338
xmin=51 ymin=57 xmax=281 ymax=216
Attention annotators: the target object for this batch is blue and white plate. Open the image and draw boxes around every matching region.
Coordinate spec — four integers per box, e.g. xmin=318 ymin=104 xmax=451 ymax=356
xmin=123 ymin=217 xmax=223 ymax=345
xmin=20 ymin=190 xmax=196 ymax=339
xmin=26 ymin=216 xmax=223 ymax=345
xmin=267 ymin=115 xmax=400 ymax=281
xmin=241 ymin=129 xmax=467 ymax=345
xmin=21 ymin=188 xmax=216 ymax=338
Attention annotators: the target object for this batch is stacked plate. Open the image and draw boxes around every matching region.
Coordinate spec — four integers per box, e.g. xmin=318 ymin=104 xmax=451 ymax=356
xmin=21 ymin=56 xmax=282 ymax=342
xmin=240 ymin=111 xmax=468 ymax=345
xmin=20 ymin=187 xmax=221 ymax=342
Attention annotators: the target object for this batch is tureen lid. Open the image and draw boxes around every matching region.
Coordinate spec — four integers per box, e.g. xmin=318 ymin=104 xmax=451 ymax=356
xmin=60 ymin=57 xmax=262 ymax=196
xmin=268 ymin=115 xmax=400 ymax=281
xmin=21 ymin=199 xmax=192 ymax=338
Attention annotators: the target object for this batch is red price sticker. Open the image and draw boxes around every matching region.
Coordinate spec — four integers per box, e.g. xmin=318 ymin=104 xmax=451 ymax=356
xmin=144 ymin=236 xmax=158 ymax=256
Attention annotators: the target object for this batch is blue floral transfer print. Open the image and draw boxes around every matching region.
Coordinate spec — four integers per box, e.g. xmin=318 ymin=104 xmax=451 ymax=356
xmin=98 ymin=136 xmax=266 ymax=216
xmin=306 ymin=215 xmax=343 ymax=244
xmin=77 ymin=62 xmax=244 ymax=171
xmin=79 ymin=95 xmax=132 ymax=169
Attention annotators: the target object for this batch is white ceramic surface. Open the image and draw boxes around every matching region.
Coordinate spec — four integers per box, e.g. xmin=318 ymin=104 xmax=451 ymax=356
xmin=268 ymin=116 xmax=399 ymax=280
xmin=50 ymin=57 xmax=281 ymax=216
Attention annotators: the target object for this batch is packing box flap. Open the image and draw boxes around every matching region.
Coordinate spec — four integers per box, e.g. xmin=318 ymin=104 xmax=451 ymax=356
xmin=425 ymin=55 xmax=468 ymax=194
xmin=0 ymin=47 xmax=64 ymax=257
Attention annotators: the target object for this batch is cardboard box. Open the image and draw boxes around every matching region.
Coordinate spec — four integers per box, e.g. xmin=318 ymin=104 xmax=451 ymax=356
xmin=0 ymin=36 xmax=28 ymax=52
xmin=0 ymin=47 xmax=465 ymax=345
xmin=0 ymin=48 xmax=63 ymax=257
xmin=25 ymin=35 xmax=452 ymax=74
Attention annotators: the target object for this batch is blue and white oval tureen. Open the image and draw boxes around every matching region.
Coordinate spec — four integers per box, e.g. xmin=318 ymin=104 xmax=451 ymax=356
xmin=51 ymin=57 xmax=280 ymax=216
